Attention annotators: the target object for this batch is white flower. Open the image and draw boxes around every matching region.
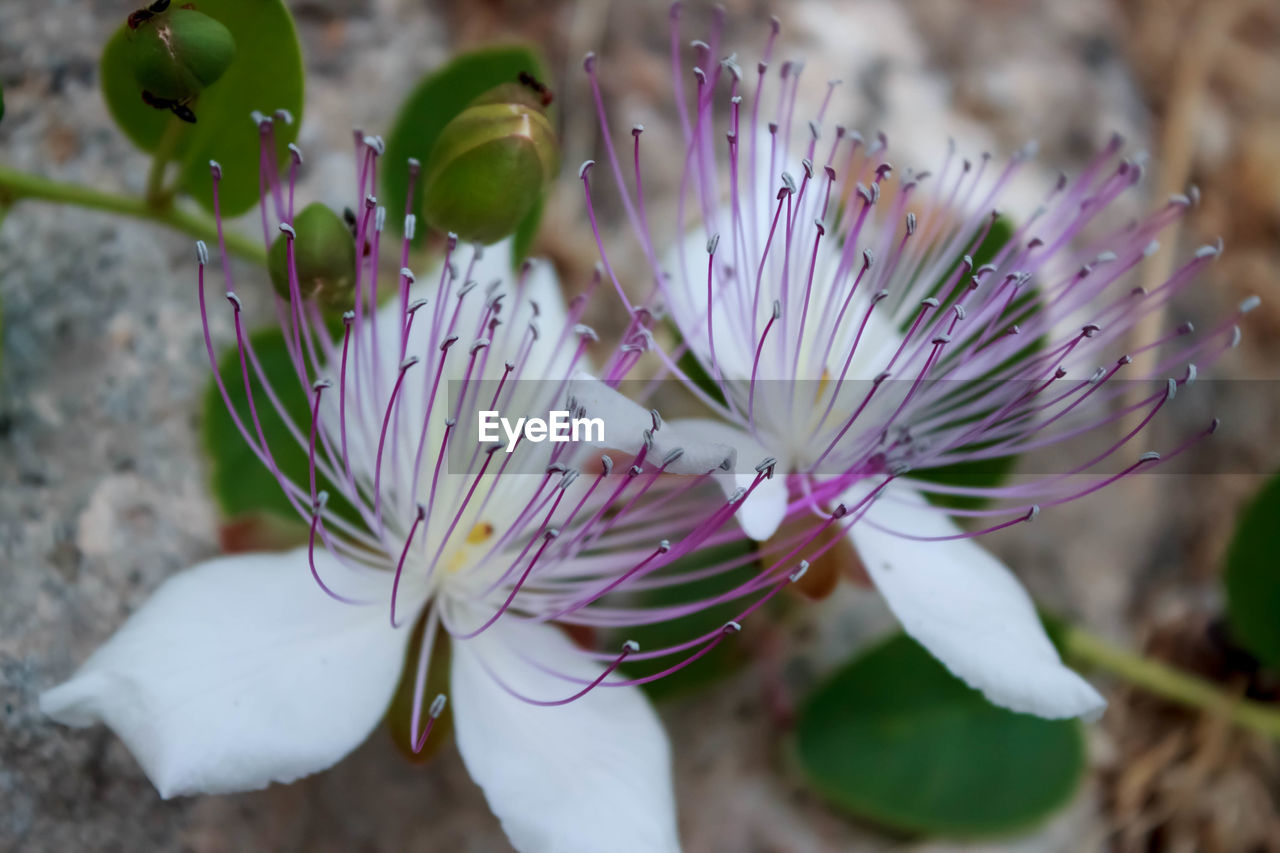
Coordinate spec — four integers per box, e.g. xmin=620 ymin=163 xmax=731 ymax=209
xmin=41 ymin=121 xmax=753 ymax=853
xmin=580 ymin=12 xmax=1245 ymax=720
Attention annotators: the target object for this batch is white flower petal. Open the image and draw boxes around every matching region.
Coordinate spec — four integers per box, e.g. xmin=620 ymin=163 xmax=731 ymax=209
xmin=666 ymin=418 xmax=788 ymax=540
xmin=567 ymin=372 xmax=736 ymax=475
xmin=847 ymin=483 xmax=1105 ymax=719
xmin=450 ymin=616 xmax=680 ymax=853
xmin=40 ymin=549 xmax=407 ymax=797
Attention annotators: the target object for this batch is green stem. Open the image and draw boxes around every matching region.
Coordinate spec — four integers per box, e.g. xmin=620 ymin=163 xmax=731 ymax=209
xmin=144 ymin=116 xmax=186 ymax=208
xmin=1061 ymin=624 xmax=1280 ymax=741
xmin=0 ymin=164 xmax=265 ymax=265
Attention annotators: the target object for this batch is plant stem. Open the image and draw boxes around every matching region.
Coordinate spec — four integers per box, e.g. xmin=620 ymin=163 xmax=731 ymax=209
xmin=1061 ymin=624 xmax=1280 ymax=741
xmin=0 ymin=164 xmax=265 ymax=265
xmin=144 ymin=116 xmax=186 ymax=208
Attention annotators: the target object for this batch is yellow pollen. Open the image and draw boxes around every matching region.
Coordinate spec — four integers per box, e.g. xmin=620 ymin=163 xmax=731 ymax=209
xmin=816 ymin=368 xmax=832 ymax=402
xmin=445 ymin=521 xmax=495 ymax=574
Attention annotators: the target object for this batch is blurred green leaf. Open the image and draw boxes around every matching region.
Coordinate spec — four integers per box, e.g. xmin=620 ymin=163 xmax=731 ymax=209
xmin=911 ymin=215 xmax=1047 ymax=510
xmin=383 ymin=45 xmax=550 ymax=260
xmin=607 ymin=539 xmax=761 ymax=702
xmin=796 ymin=633 xmax=1086 ymax=838
xmin=1224 ymin=472 xmax=1280 ymax=669
xmin=202 ymin=323 xmax=355 ymax=527
xmin=672 ymin=321 xmax=729 ymax=409
xmin=100 ymin=0 xmax=304 ymax=216
xmin=906 ymin=215 xmax=1016 ymax=329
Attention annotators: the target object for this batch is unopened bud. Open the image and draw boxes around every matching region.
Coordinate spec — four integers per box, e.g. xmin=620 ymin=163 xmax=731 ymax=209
xmin=268 ymin=203 xmax=357 ymax=309
xmin=421 ymin=76 xmax=558 ymax=245
xmin=126 ymin=5 xmax=236 ymax=104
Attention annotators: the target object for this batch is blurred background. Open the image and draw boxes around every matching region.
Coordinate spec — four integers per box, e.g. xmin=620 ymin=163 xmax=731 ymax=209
xmin=1 ymin=0 xmax=1278 ymax=850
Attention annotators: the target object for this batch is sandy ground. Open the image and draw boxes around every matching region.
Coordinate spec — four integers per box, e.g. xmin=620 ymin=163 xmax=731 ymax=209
xmin=2 ymin=0 xmax=1277 ymax=850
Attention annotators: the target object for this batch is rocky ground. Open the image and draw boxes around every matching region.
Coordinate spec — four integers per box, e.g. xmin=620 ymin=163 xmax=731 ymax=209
xmin=2 ymin=0 xmax=1277 ymax=850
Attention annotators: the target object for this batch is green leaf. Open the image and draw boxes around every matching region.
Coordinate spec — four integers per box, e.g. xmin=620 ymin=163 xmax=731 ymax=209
xmin=100 ymin=0 xmax=304 ymax=216
xmin=672 ymin=322 xmax=729 ymax=409
xmin=910 ymin=215 xmax=1047 ymax=510
xmin=202 ymin=323 xmax=355 ymax=526
xmin=796 ymin=633 xmax=1086 ymax=838
xmin=606 ymin=540 xmax=761 ymax=701
xmin=1224 ymin=472 xmax=1280 ymax=669
xmin=383 ymin=45 xmax=551 ymax=259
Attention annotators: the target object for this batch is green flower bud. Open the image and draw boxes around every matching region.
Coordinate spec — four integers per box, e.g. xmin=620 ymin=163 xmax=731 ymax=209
xmin=268 ymin=203 xmax=357 ymax=309
xmin=127 ymin=6 xmax=236 ymax=103
xmin=421 ymin=80 xmax=558 ymax=245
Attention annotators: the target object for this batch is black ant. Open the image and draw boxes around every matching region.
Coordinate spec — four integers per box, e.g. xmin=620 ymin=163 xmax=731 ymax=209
xmin=342 ymin=207 xmax=375 ymax=256
xmin=517 ymin=71 xmax=554 ymax=108
xmin=141 ymin=90 xmax=197 ymax=123
xmin=127 ymin=0 xmax=171 ymax=29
